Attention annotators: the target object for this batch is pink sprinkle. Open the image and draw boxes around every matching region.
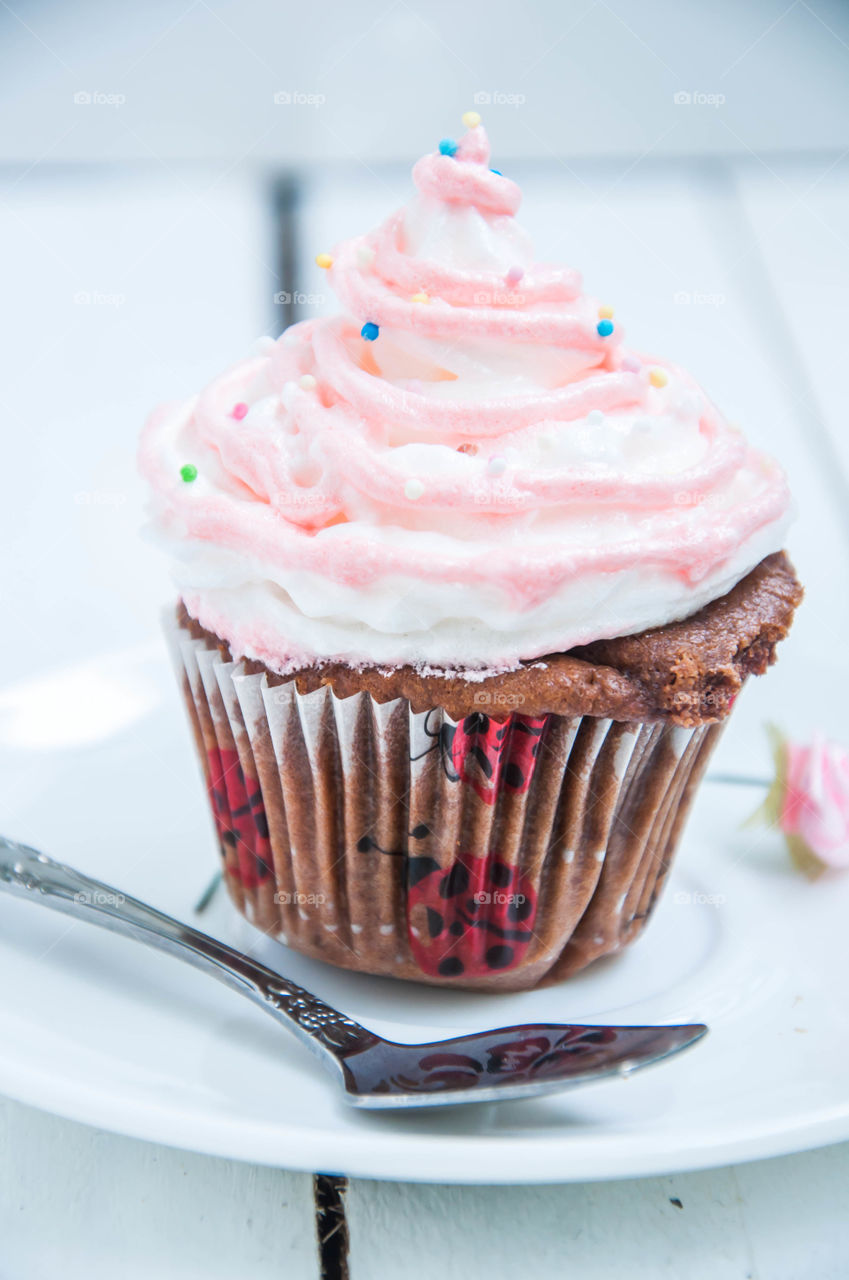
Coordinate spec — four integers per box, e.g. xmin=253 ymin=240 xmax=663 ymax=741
xmin=621 ymin=355 xmax=641 ymax=373
xmin=231 ymin=402 xmax=249 ymax=420
xmin=505 ymin=266 xmax=524 ymax=286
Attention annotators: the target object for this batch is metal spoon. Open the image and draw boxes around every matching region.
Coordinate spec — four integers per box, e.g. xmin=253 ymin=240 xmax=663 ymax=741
xmin=0 ymin=836 xmax=706 ymax=1108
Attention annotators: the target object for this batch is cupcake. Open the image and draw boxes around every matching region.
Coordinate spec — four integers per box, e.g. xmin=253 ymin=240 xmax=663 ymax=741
xmin=140 ymin=120 xmax=802 ymax=991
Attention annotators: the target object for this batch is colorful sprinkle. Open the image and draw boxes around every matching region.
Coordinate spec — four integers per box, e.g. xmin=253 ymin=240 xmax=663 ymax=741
xmin=180 ymin=464 xmax=197 ymax=483
xmin=487 ymin=456 xmax=508 ymax=477
xmin=411 ymin=291 xmax=429 ymax=303
xmin=462 ymin=110 xmax=481 ymax=129
xmin=356 ymin=245 xmax=376 ymax=270
xmin=490 ymin=168 xmax=502 ymax=175
xmin=649 ymin=368 xmax=669 ymax=388
xmin=299 ymin=374 xmax=317 ymax=390
xmin=597 ymin=319 xmax=614 ymax=337
xmin=315 ymin=253 xmax=333 ymax=269
xmin=439 ymin=138 xmax=458 ymax=157
xmin=404 ymin=478 xmax=425 ymax=500
xmin=231 ymin=402 xmax=249 ymax=420
xmin=505 ymin=266 xmax=524 ymax=286
xmin=361 ymin=322 xmax=380 ymax=341
xmin=457 ymin=442 xmax=478 ymax=456
xmin=598 ymin=304 xmax=614 ymax=320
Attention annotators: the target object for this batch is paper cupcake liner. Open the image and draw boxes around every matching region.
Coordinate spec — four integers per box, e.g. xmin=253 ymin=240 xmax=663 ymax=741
xmin=167 ymin=611 xmax=726 ymax=991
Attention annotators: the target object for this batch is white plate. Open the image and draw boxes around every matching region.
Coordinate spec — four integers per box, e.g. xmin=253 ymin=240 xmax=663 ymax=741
xmin=0 ymin=645 xmax=847 ymax=1184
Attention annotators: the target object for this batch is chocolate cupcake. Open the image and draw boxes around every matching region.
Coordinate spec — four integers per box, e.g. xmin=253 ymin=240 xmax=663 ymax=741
xmin=140 ymin=119 xmax=801 ymax=990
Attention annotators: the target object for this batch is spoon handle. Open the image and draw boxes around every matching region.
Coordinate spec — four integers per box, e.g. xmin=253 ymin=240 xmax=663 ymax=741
xmin=0 ymin=836 xmax=375 ymax=1063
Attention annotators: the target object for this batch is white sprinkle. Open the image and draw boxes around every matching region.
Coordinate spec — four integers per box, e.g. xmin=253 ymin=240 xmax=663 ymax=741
xmin=404 ymin=478 xmax=425 ymax=501
xmin=298 ymin=908 xmax=309 ymax=921
xmin=254 ymin=335 xmax=276 ymax=356
xmin=278 ymin=932 xmax=288 ymax=945
xmin=357 ymin=245 xmax=376 ymax=270
xmin=282 ymin=327 xmax=301 ymax=346
xmin=299 ymin=373 xmax=316 ymax=391
xmin=617 ymin=892 xmax=628 ymax=913
xmin=487 ymin=456 xmax=507 ymax=476
xmin=323 ymin=922 xmax=338 ymax=932
xmin=563 ymin=849 xmax=575 ymax=864
xmin=594 ymin=849 xmax=605 ymax=862
xmin=379 ymin=923 xmax=395 ymax=935
xmin=351 ymin=923 xmax=363 ymax=934
xmin=587 ymin=408 xmax=604 ymax=426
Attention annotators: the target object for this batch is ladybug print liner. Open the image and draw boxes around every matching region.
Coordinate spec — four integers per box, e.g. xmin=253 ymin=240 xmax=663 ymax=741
xmin=168 ymin=611 xmax=727 ymax=991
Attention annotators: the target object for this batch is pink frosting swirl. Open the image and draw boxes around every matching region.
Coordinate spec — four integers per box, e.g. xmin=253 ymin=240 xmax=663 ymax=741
xmin=139 ymin=125 xmax=792 ymax=672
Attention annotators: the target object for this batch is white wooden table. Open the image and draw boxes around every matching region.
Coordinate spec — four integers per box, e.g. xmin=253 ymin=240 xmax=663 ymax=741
xmin=2 ymin=119 xmax=849 ymax=1280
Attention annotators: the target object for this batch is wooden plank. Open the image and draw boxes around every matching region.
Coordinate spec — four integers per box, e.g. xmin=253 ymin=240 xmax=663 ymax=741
xmin=0 ymin=1096 xmax=318 ymax=1279
xmin=347 ymin=1141 xmax=849 ymax=1278
xmin=0 ymin=169 xmax=274 ymax=680
xmin=733 ymin=158 xmax=849 ymax=490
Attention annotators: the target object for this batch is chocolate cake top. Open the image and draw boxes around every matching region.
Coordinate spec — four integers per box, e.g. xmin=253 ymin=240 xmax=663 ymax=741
xmin=182 ymin=551 xmax=802 ymax=726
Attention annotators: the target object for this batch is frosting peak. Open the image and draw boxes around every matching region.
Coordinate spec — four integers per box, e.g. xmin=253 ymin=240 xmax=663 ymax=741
xmin=139 ymin=123 xmax=792 ymax=674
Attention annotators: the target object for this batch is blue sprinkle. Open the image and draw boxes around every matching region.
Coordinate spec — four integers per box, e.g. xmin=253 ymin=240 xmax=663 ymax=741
xmin=361 ymin=321 xmax=380 ymax=341
xmin=439 ymin=138 xmax=458 ymax=156
xmin=597 ymin=319 xmax=614 ymax=337
xmin=490 ymin=168 xmax=502 ymax=175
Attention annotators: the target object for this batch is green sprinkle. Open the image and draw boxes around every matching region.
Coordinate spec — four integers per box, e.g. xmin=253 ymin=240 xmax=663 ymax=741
xmin=180 ymin=464 xmax=198 ymax=483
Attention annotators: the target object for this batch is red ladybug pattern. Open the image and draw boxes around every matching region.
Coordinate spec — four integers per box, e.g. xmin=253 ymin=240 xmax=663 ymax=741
xmin=207 ymin=747 xmax=273 ymax=889
xmin=358 ymin=830 xmax=539 ymax=980
xmin=406 ymin=849 xmax=538 ymax=979
xmin=444 ymin=712 xmax=548 ymax=805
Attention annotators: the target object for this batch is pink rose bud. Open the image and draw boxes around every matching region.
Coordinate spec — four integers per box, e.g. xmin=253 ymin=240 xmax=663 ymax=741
xmin=753 ymin=727 xmax=849 ymax=876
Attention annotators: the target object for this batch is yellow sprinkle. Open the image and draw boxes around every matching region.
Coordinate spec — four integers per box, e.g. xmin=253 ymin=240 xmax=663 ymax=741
xmin=315 ymin=253 xmax=333 ymax=269
xmin=649 ymin=368 xmax=669 ymax=388
xmin=411 ymin=292 xmax=429 ymax=303
xmin=462 ymin=110 xmax=481 ymax=129
xmin=598 ymin=304 xmax=614 ymax=320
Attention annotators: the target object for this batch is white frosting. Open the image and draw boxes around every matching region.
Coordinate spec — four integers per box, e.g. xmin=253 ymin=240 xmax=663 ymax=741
xmin=139 ymin=127 xmax=792 ymax=674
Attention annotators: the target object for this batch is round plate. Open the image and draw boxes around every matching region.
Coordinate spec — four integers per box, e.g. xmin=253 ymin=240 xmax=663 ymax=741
xmin=0 ymin=646 xmax=847 ymax=1183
